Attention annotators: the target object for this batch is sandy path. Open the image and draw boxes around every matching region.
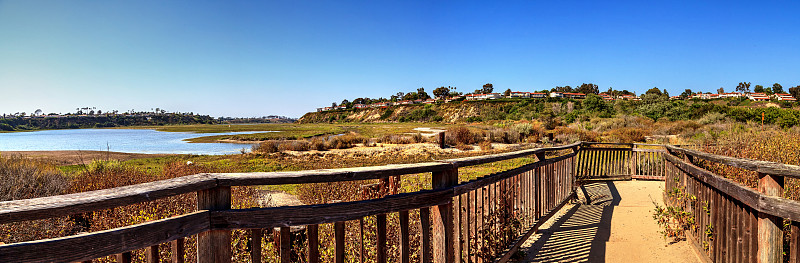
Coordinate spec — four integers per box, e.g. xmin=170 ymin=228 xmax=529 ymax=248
xmin=516 ymin=181 xmax=701 ymax=263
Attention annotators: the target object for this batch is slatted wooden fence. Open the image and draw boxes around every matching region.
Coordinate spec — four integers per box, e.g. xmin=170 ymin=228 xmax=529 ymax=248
xmin=0 ymin=142 xmax=582 ymax=263
xmin=664 ymin=145 xmax=800 ymax=263
xmin=576 ymin=142 xmax=667 ymax=180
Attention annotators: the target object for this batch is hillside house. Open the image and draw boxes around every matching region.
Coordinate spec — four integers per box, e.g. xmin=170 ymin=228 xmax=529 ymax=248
xmin=748 ymin=93 xmax=770 ymax=101
xmin=600 ymin=93 xmax=615 ymax=101
xmin=531 ymin=93 xmax=547 ymax=98
xmin=509 ymin=92 xmax=531 ymax=98
xmin=466 ymin=93 xmax=502 ymax=100
xmin=564 ymin=92 xmax=586 ymax=99
xmin=549 ymin=92 xmax=564 ymax=98
xmin=775 ymin=94 xmax=797 ymax=101
xmin=719 ymin=92 xmax=743 ymax=98
xmin=354 ymin=104 xmax=368 ymax=109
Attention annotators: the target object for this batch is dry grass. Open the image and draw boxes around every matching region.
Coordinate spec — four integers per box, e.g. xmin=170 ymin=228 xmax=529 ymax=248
xmin=0 ymin=155 xmax=68 ymax=201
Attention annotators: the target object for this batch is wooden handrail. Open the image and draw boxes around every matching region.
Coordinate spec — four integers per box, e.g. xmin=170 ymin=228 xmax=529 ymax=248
xmin=663 ymin=153 xmax=800 ymax=222
xmin=664 ymin=144 xmax=800 ymax=262
xmin=0 ymin=142 xmax=580 ymax=224
xmin=0 ymin=141 xmax=582 ymax=263
xmin=665 ymin=145 xmax=800 ymax=178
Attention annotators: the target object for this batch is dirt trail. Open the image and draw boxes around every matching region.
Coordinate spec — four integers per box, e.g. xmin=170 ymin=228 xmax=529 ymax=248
xmin=515 ymin=181 xmax=701 ymax=263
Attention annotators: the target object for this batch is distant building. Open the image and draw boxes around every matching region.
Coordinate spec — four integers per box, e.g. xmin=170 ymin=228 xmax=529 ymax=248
xmin=466 ymin=93 xmax=502 ymax=100
xmin=563 ymin=92 xmax=586 ymax=99
xmin=549 ymin=92 xmax=564 ymax=98
xmin=775 ymin=93 xmax=796 ymax=101
xmin=599 ymin=93 xmax=615 ymax=101
xmin=531 ymin=93 xmax=547 ymax=98
xmin=748 ymin=93 xmax=770 ymax=101
xmin=509 ymin=91 xmax=531 ymax=98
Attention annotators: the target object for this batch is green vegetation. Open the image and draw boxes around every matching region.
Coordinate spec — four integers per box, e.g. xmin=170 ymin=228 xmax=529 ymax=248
xmin=0 ymin=114 xmax=216 ymax=132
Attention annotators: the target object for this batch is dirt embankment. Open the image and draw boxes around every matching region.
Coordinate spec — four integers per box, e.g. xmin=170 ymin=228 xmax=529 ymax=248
xmin=298 ymin=101 xmax=511 ymax=123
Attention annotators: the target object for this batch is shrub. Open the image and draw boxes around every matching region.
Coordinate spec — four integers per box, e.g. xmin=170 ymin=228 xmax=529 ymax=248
xmin=479 ymin=141 xmax=494 ymax=151
xmin=0 ymin=155 xmax=67 ymax=201
xmin=697 ymin=112 xmax=727 ymax=125
xmin=465 ymin=116 xmax=482 ymax=123
xmin=278 ymin=140 xmax=311 ymax=151
xmin=253 ymin=140 xmax=281 ymax=153
xmin=447 ymin=126 xmax=477 ymax=145
xmin=455 ymin=144 xmax=474 ymax=151
xmin=606 ymin=127 xmax=650 ymax=143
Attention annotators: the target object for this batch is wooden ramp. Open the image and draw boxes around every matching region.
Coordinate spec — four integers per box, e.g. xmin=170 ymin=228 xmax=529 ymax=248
xmin=514 ymin=181 xmax=702 ymax=263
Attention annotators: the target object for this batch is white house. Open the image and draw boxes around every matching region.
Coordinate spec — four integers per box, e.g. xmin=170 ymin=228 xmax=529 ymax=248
xmin=775 ymin=93 xmax=796 ymax=101
xmin=509 ymin=92 xmax=531 ymax=98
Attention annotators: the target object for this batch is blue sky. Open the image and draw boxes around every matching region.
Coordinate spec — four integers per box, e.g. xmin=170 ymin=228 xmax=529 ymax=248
xmin=1 ymin=1 xmax=799 ymax=118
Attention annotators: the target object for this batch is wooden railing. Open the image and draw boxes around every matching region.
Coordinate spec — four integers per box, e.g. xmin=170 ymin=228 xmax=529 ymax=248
xmin=576 ymin=142 xmax=667 ymax=180
xmin=664 ymin=145 xmax=800 ymax=263
xmin=0 ymin=142 xmax=582 ymax=263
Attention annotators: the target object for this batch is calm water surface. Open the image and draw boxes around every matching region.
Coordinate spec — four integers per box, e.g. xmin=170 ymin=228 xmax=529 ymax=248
xmin=0 ymin=129 xmax=268 ymax=155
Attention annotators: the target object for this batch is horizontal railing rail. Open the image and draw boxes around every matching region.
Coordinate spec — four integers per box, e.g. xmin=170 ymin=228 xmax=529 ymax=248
xmin=0 ymin=142 xmax=581 ymax=263
xmin=664 ymin=145 xmax=800 ymax=263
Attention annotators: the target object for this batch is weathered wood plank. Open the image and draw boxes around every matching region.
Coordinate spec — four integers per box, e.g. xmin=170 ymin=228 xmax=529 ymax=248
xmin=430 ymin=167 xmax=456 ymax=263
xmin=146 ymin=244 xmax=159 ymax=263
xmin=335 ymin=221 xmax=345 ymax=263
xmin=197 ymin=186 xmax=231 ymax=263
xmin=0 ymin=174 xmax=216 ymax=224
xmin=420 ymin=207 xmax=432 ymax=263
xmin=377 ymin=214 xmax=387 ymax=263
xmin=758 ymin=172 xmax=784 ymax=263
xmin=250 ymin=229 xmax=262 ymax=263
xmin=0 ymin=211 xmax=209 ymax=263
xmin=211 ymin=188 xmax=452 ymax=229
xmin=399 ymin=210 xmax=410 ymax=263
xmin=307 ymin=225 xmax=319 ymax=263
xmin=444 ymin=142 xmax=580 ymax=167
xmin=171 ymin=238 xmax=185 ymax=263
xmin=215 ymin=162 xmax=455 ymax=186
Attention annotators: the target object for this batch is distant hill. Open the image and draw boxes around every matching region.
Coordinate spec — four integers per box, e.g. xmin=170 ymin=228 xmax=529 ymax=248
xmin=299 ymin=97 xmax=800 ymax=128
xmin=0 ymin=114 xmax=216 ymax=131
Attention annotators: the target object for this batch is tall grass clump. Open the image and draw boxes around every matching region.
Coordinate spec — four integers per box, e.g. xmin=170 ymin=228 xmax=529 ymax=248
xmin=0 ymin=155 xmax=68 ymax=201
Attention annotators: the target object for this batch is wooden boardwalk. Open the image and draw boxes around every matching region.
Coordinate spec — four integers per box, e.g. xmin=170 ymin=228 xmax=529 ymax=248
xmin=516 ymin=181 xmax=701 ymax=263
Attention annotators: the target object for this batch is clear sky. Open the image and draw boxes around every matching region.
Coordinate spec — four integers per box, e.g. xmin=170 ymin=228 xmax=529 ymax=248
xmin=1 ymin=1 xmax=799 ymax=118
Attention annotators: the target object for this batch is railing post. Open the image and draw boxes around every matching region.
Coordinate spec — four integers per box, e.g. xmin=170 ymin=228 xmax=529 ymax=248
xmin=758 ymin=172 xmax=784 ymax=263
xmin=431 ymin=165 xmax=458 ymax=263
xmin=197 ymin=186 xmax=232 ymax=263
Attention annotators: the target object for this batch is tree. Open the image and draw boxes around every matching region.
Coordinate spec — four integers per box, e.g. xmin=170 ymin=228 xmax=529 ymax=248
xmin=662 ymin=89 xmax=669 ymax=97
xmin=680 ymin=89 xmax=693 ymax=99
xmin=645 ymin=87 xmax=663 ymax=96
xmin=790 ymin=85 xmax=800 ymax=100
xmin=341 ymin=99 xmax=350 ymax=107
xmin=717 ymin=87 xmax=724 ymax=94
xmin=503 ymin=89 xmax=512 ymax=97
xmin=552 ymin=86 xmax=573 ymax=93
xmin=773 ymin=83 xmax=785 ymax=94
xmin=582 ymin=94 xmax=606 ymax=113
xmin=34 ymin=109 xmax=42 ymax=116
xmin=736 ymin=82 xmax=751 ymax=93
xmin=432 ymin=87 xmax=450 ymax=98
xmin=331 ymin=102 xmax=337 ymax=107
xmin=575 ymin=83 xmax=599 ymax=94
xmin=754 ymin=85 xmax=765 ymax=93
xmin=482 ymin=83 xmax=494 ymax=94
xmin=417 ymin=87 xmax=430 ymax=100
xmin=403 ymin=92 xmax=419 ymax=101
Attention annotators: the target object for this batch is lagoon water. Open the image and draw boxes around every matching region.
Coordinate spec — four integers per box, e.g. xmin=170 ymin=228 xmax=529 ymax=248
xmin=0 ymin=129 xmax=265 ymax=155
